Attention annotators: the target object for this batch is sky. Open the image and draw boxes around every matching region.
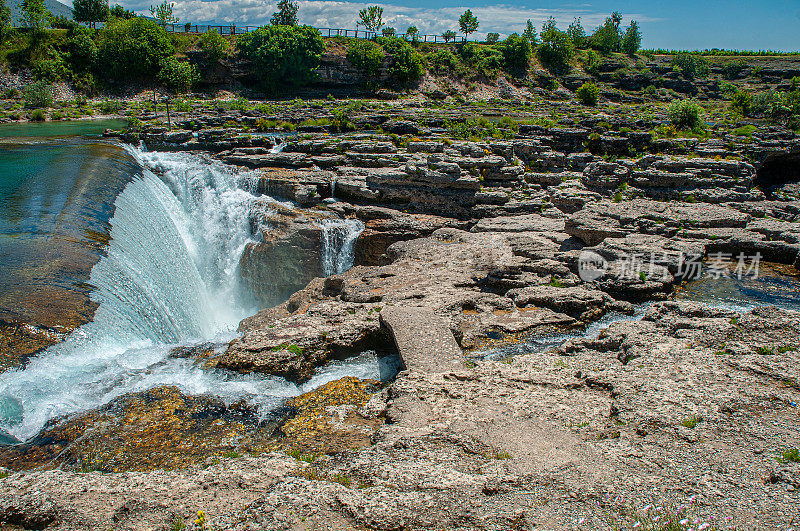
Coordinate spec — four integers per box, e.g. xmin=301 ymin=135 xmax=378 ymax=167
xmin=61 ymin=0 xmax=800 ymax=51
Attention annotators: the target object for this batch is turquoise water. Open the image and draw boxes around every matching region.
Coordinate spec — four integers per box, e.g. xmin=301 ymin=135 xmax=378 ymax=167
xmin=0 ymin=119 xmax=128 ymax=139
xmin=0 ymin=133 xmax=382 ymax=443
xmin=0 ymin=139 xmax=139 ymax=328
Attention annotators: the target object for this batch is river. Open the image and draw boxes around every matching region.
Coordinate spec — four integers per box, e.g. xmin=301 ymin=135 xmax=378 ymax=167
xmin=0 ymin=123 xmax=379 ymax=443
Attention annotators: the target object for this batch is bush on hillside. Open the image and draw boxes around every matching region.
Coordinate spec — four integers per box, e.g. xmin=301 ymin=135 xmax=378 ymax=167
xmin=378 ymin=37 xmax=424 ymax=84
xmin=576 ymin=82 xmax=600 ymax=106
xmin=68 ymin=26 xmax=98 ymax=72
xmin=668 ymin=99 xmax=703 ymax=130
xmin=537 ymin=19 xmax=574 ymax=73
xmin=731 ymin=90 xmax=752 ymax=116
xmin=497 ymin=32 xmax=531 ymax=73
xmin=428 ymin=48 xmax=462 ymax=75
xmin=98 ymin=17 xmax=174 ymax=80
xmin=158 ymin=57 xmax=199 ymax=93
xmin=23 ymin=80 xmax=53 ymax=108
xmin=346 ymin=40 xmax=385 ymax=78
xmin=671 ymin=53 xmax=710 ymax=79
xmin=199 ymin=29 xmax=229 ymax=62
xmin=486 ymin=32 xmax=499 ymax=44
xmin=237 ymin=25 xmax=324 ymax=90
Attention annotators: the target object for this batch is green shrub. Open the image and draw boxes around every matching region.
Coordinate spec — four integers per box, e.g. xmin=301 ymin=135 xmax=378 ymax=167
xmin=199 ymin=29 xmax=229 ymax=62
xmin=238 ymin=25 xmax=324 ymax=90
xmin=668 ymin=99 xmax=703 ymax=130
xmin=671 ymin=53 xmax=710 ymax=79
xmin=497 ymin=32 xmax=531 ymax=73
xmin=23 ymin=80 xmax=53 ymax=108
xmin=31 ymin=48 xmax=70 ymax=82
xmin=346 ymin=40 xmax=384 ymax=78
xmin=68 ymin=27 xmax=99 ymax=72
xmin=721 ymin=59 xmax=747 ymax=80
xmin=428 ymin=48 xmax=462 ymax=75
xmin=486 ymin=32 xmax=499 ymax=44
xmin=98 ymin=17 xmax=174 ymax=80
xmin=784 ymin=448 xmax=800 ymax=463
xmin=158 ymin=57 xmax=199 ymax=93
xmin=731 ymin=90 xmax=752 ymax=116
xmin=378 ymin=37 xmax=424 ymax=84
xmin=30 ymin=108 xmax=46 ymax=121
xmin=537 ymin=19 xmax=574 ymax=73
xmin=576 ymin=82 xmax=600 ymax=106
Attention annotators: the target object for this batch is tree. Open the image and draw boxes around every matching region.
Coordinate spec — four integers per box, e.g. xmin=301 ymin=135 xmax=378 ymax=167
xmin=498 ymin=32 xmax=531 ymax=72
xmin=567 ymin=17 xmax=586 ymax=48
xmin=621 ymin=20 xmax=641 ymax=56
xmin=590 ymin=15 xmax=621 ymax=54
xmin=73 ymin=0 xmax=109 ymax=28
xmin=109 ymin=4 xmax=135 ymax=19
xmin=522 ymin=19 xmax=537 ymax=45
xmin=458 ymin=9 xmax=479 ymax=39
xmin=347 ymin=40 xmax=384 ymax=77
xmin=358 ymin=5 xmax=383 ymax=33
xmin=237 ymin=25 xmax=324 ymax=91
xmin=98 ymin=17 xmax=174 ymax=80
xmin=537 ymin=17 xmax=573 ymax=73
xmin=270 ymin=0 xmax=298 ymax=26
xmin=199 ymin=28 xmax=229 ymax=61
xmin=380 ymin=37 xmax=423 ymax=83
xmin=405 ymin=25 xmax=418 ymax=41
xmin=21 ymin=0 xmax=51 ymax=32
xmin=381 ymin=26 xmax=395 ymax=37
xmin=486 ymin=32 xmax=499 ymax=44
xmin=442 ymin=29 xmax=456 ymax=43
xmin=0 ymin=0 xmax=11 ymax=42
xmin=149 ymin=1 xmax=177 ymax=25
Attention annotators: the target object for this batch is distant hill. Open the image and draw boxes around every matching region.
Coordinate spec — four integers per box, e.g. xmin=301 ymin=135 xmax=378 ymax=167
xmin=8 ymin=0 xmax=73 ymax=25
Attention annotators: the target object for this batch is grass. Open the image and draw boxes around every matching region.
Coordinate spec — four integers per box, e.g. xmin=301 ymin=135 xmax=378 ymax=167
xmin=221 ymin=450 xmax=243 ymax=458
xmin=681 ymin=415 xmax=702 ymax=429
xmin=783 ymin=448 xmax=800 ymax=463
xmin=287 ymin=448 xmax=319 ymax=463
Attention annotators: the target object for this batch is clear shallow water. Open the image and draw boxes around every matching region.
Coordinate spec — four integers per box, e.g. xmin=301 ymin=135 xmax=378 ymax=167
xmin=478 ymin=263 xmax=800 ymax=361
xmin=0 ymin=119 xmax=128 ymax=139
xmin=0 ymin=139 xmax=138 ymax=328
xmin=0 ymin=144 xmax=385 ymax=443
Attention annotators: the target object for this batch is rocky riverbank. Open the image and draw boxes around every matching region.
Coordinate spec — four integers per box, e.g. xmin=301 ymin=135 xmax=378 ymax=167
xmin=1 ymin=62 xmax=800 ymax=529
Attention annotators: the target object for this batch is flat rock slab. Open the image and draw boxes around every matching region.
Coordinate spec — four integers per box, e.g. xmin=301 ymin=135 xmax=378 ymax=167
xmin=380 ymin=307 xmax=465 ymax=373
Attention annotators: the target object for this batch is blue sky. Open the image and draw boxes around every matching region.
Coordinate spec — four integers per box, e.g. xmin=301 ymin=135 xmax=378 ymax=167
xmin=79 ymin=0 xmax=800 ymax=51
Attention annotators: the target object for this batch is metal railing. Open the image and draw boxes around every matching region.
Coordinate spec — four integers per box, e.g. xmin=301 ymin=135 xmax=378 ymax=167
xmin=15 ymin=19 xmax=468 ymax=43
xmin=159 ymin=23 xmax=466 ymax=43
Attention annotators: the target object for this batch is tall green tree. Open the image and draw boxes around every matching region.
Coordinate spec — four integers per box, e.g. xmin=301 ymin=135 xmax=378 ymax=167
xmin=567 ymin=17 xmax=586 ymax=48
xmin=0 ymin=0 xmax=11 ymax=42
xmin=621 ymin=20 xmax=641 ymax=56
xmin=109 ymin=4 xmax=135 ymax=19
xmin=149 ymin=0 xmax=178 ymax=25
xmin=270 ymin=0 xmax=298 ymax=26
xmin=522 ymin=19 xmax=537 ymax=45
xmin=21 ymin=0 xmax=51 ymax=32
xmin=73 ymin=0 xmax=109 ymax=28
xmin=442 ymin=29 xmax=456 ymax=43
xmin=590 ymin=14 xmax=621 ymax=54
xmin=458 ymin=9 xmax=478 ymax=39
xmin=358 ymin=5 xmax=383 ymax=32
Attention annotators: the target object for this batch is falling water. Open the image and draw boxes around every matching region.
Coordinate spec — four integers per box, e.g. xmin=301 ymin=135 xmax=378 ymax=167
xmin=319 ymin=218 xmax=365 ymax=277
xmin=0 ymin=147 xmax=379 ymax=443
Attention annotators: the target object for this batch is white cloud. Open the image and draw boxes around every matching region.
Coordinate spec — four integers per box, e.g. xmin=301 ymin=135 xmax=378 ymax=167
xmin=123 ymin=0 xmax=659 ymax=39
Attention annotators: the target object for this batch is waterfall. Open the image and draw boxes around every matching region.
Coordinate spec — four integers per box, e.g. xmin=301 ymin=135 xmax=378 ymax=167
xmin=319 ymin=219 xmax=365 ymax=277
xmin=0 ymin=148 xmax=378 ymax=443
